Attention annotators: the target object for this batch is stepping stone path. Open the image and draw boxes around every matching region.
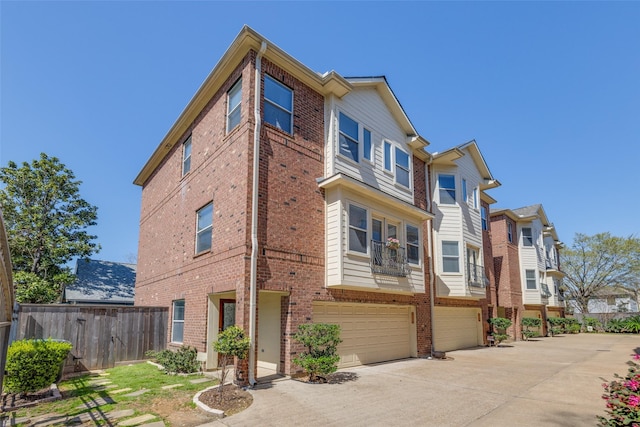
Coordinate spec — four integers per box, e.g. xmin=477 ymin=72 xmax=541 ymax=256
xmin=189 ymin=377 xmax=212 ymax=384
xmin=161 ymin=383 xmax=183 ymax=390
xmin=76 ymin=396 xmax=116 ymax=409
xmin=118 ymin=413 xmax=158 ymax=426
xmin=123 ymin=389 xmax=150 ymax=397
xmin=111 ymin=387 xmax=133 ymax=394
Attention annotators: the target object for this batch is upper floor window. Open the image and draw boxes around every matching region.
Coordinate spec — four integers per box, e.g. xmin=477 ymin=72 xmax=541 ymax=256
xmin=525 ymin=269 xmax=537 ymax=289
xmin=264 ymin=75 xmax=293 ymax=133
xmin=395 ymin=147 xmax=410 ymax=188
xmin=522 ymin=227 xmax=533 ymax=247
xmin=442 ymin=241 xmax=460 ymax=273
xmin=196 ymin=202 xmax=213 ymax=254
xmin=363 ymin=129 xmax=372 ymax=162
xmin=339 ymin=112 xmax=359 ymax=162
xmin=348 ymin=204 xmax=368 ymax=253
xmin=438 ymin=174 xmax=456 ymax=205
xmin=171 ymin=299 xmax=185 ymax=343
xmin=182 ymin=136 xmax=192 ymax=176
xmin=481 ymin=206 xmax=488 ymax=230
xmin=472 ymin=187 xmax=478 ymax=209
xmin=508 ymin=222 xmax=513 ymax=243
xmin=462 ymin=179 xmax=468 ymax=204
xmin=227 ymin=78 xmax=242 ymax=132
xmin=384 ymin=141 xmax=392 ymax=171
xmin=406 ymin=224 xmax=420 ymax=264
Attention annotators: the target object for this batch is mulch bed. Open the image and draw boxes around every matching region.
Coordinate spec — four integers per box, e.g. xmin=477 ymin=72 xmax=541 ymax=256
xmin=196 ymin=384 xmax=252 ymax=416
xmin=1 ymin=386 xmax=59 ymax=412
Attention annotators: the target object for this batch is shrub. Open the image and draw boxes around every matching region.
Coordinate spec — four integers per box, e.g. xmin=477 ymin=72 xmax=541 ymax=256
xmin=488 ymin=317 xmax=512 ymax=345
xmin=605 ymin=319 xmax=627 ymax=334
xmin=521 ymin=317 xmax=542 ymax=340
xmin=564 ymin=318 xmax=581 ymax=334
xmin=146 ymin=345 xmax=200 ymax=374
xmin=548 ymin=317 xmax=565 ymax=336
xmin=212 ymin=325 xmax=250 ymax=395
xmin=584 ymin=317 xmax=602 ymax=332
xmin=598 ymin=353 xmax=640 ymax=426
xmin=5 ymin=339 xmax=72 ymax=393
xmin=623 ymin=316 xmax=640 ymax=334
xmin=293 ymin=323 xmax=342 ymax=382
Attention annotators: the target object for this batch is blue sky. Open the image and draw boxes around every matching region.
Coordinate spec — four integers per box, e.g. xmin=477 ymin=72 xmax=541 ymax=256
xmin=2 ymin=1 xmax=639 ymax=263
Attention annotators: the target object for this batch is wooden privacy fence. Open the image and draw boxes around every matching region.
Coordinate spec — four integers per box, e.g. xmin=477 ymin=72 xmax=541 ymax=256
xmin=13 ymin=304 xmax=168 ymax=374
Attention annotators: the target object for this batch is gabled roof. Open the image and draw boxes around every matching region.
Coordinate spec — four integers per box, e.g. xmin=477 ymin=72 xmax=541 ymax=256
xmin=64 ymin=259 xmax=136 ymax=304
xmin=345 ymin=76 xmax=430 ymax=159
xmin=492 ymin=204 xmax=562 ymax=243
xmin=134 ymin=25 xmax=353 ymax=186
xmin=431 ymin=139 xmax=500 ymax=190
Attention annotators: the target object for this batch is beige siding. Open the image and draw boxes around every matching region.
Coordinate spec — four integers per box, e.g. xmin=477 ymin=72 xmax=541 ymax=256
xmin=326 ymin=192 xmax=342 ymax=286
xmin=330 ymin=88 xmax=413 ymax=204
xmin=313 ymin=301 xmax=414 ymax=368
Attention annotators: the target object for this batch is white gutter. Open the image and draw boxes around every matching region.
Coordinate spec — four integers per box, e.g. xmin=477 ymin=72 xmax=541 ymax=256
xmin=248 ymin=41 xmax=267 ymax=387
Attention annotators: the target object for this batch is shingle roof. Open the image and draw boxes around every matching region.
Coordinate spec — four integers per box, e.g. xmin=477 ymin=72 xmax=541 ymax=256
xmin=64 ymin=259 xmax=136 ymax=304
xmin=511 ymin=204 xmax=542 ymax=218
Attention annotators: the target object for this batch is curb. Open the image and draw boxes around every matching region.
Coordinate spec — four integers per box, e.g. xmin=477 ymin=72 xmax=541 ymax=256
xmin=193 ymin=385 xmax=225 ymax=417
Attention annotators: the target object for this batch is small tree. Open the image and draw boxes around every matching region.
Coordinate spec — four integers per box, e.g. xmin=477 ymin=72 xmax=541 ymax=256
xmin=293 ymin=323 xmax=342 ymax=383
xmin=488 ymin=317 xmax=512 ymax=346
xmin=212 ymin=326 xmax=250 ymax=401
xmin=547 ymin=317 xmax=564 ymax=336
xmin=522 ymin=317 xmax=542 ymax=340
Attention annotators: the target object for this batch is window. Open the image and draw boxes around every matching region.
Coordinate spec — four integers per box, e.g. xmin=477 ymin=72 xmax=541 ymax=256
xmin=172 ymin=300 xmax=185 ymax=343
xmin=438 ymin=174 xmax=456 ymax=204
xmin=363 ymin=129 xmax=372 ymax=162
xmin=481 ymin=206 xmax=488 ymax=230
xmin=462 ymin=179 xmax=467 ymax=204
xmin=525 ymin=270 xmax=537 ymax=290
xmin=522 ymin=227 xmax=533 ymax=246
xmin=384 ymin=141 xmax=392 ymax=171
xmin=264 ymin=75 xmax=293 ymax=133
xmin=442 ymin=241 xmax=460 ymax=273
xmin=472 ymin=187 xmax=478 ymax=208
xmin=227 ymin=79 xmax=242 ymax=132
xmin=395 ymin=147 xmax=410 ymax=188
xmin=406 ymin=224 xmax=419 ymax=264
xmin=508 ymin=222 xmax=513 ymax=243
xmin=196 ymin=203 xmax=213 ymax=253
xmin=348 ymin=205 xmax=367 ymax=253
xmin=339 ymin=112 xmax=359 ymax=162
xmin=182 ymin=136 xmax=192 ymax=176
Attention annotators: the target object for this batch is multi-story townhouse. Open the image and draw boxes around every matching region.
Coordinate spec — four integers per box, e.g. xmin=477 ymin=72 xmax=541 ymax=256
xmin=428 ymin=141 xmax=500 ymax=352
xmin=133 ymin=26 xmax=434 ymax=383
xmin=490 ymin=204 xmax=565 ymax=339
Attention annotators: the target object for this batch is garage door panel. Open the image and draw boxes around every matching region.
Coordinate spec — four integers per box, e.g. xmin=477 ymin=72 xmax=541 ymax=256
xmin=313 ymin=302 xmax=412 ymax=368
xmin=433 ymin=307 xmax=482 ymax=352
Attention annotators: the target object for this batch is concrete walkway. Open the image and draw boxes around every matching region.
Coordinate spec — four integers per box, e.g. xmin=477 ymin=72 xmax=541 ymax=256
xmin=202 ymin=333 xmax=637 ymax=426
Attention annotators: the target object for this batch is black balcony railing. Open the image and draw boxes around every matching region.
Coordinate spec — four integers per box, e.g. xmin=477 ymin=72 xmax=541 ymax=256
xmin=541 ymin=283 xmax=552 ymax=298
xmin=545 ymin=258 xmax=560 ymax=271
xmin=467 ymin=264 xmax=487 ymax=288
xmin=370 ymin=240 xmax=409 ymax=277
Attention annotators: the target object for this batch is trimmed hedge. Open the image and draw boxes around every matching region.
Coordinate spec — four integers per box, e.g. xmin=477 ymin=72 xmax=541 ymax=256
xmin=5 ymin=339 xmax=72 ymax=393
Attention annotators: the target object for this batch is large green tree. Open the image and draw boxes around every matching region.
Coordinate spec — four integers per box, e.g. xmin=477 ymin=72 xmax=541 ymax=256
xmin=0 ymin=153 xmax=100 ymax=303
xmin=563 ymin=232 xmax=640 ymax=315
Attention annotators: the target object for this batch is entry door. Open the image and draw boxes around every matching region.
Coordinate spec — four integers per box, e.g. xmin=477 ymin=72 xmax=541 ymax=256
xmin=218 ymin=299 xmax=236 ymax=365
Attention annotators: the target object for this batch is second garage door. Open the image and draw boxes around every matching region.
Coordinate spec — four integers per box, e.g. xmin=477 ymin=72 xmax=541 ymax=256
xmin=433 ymin=306 xmax=483 ymax=352
xmin=312 ymin=302 xmax=413 ymax=368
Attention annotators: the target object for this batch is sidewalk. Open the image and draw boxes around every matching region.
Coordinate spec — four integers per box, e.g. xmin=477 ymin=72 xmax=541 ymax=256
xmin=201 ymin=333 xmax=636 ymax=426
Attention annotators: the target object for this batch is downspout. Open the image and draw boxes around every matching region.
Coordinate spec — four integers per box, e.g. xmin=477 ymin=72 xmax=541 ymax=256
xmin=426 ymin=158 xmax=436 ymax=357
xmin=249 ymin=41 xmax=267 ymax=387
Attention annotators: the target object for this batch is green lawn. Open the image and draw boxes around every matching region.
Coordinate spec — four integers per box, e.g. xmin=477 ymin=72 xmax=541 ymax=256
xmin=7 ymin=362 xmax=219 ymax=425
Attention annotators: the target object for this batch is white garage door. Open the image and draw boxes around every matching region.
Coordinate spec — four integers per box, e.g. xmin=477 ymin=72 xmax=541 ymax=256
xmin=433 ymin=306 xmax=482 ymax=352
xmin=313 ymin=302 xmax=412 ymax=368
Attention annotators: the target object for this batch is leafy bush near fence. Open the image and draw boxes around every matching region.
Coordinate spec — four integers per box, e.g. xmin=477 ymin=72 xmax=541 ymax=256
xmin=146 ymin=345 xmax=200 ymax=374
xmin=4 ymin=339 xmax=72 ymax=393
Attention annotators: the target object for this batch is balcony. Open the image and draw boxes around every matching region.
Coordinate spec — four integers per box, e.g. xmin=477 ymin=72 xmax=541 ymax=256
xmin=467 ymin=264 xmax=487 ymax=288
xmin=370 ymin=240 xmax=409 ymax=277
xmin=541 ymin=283 xmax=552 ymax=298
xmin=545 ymin=258 xmax=560 ymax=271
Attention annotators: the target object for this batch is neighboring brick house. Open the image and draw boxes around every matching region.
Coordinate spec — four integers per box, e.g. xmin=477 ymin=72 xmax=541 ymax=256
xmin=428 ymin=141 xmax=500 ymax=351
xmin=133 ymin=26 xmax=434 ymax=382
xmin=490 ymin=204 xmax=565 ymax=339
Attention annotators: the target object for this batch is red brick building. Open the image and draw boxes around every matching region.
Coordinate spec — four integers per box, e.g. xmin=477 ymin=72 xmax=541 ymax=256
xmin=134 ymin=27 xmax=434 ymax=382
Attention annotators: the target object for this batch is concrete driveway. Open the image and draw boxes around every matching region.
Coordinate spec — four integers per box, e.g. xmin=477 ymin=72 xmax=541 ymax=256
xmin=204 ymin=334 xmax=637 ymax=426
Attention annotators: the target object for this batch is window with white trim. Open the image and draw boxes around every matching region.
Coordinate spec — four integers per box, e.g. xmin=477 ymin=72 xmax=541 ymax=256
xmin=442 ymin=241 xmax=460 ymax=273
xmin=481 ymin=206 xmax=488 ymax=230
xmin=462 ymin=179 xmax=467 ymax=204
xmin=196 ymin=202 xmax=213 ymax=254
xmin=339 ymin=112 xmax=359 ymax=162
xmin=522 ymin=227 xmax=533 ymax=247
xmin=438 ymin=174 xmax=456 ymax=204
xmin=395 ymin=147 xmax=410 ymax=188
xmin=384 ymin=141 xmax=392 ymax=171
xmin=525 ymin=269 xmax=537 ymax=289
xmin=264 ymin=75 xmax=293 ymax=133
xmin=172 ymin=299 xmax=185 ymax=343
xmin=508 ymin=222 xmax=513 ymax=243
xmin=348 ymin=204 xmax=367 ymax=253
xmin=363 ymin=129 xmax=372 ymax=162
xmin=472 ymin=187 xmax=478 ymax=209
xmin=227 ymin=78 xmax=242 ymax=132
xmin=182 ymin=136 xmax=192 ymax=176
xmin=406 ymin=224 xmax=420 ymax=264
